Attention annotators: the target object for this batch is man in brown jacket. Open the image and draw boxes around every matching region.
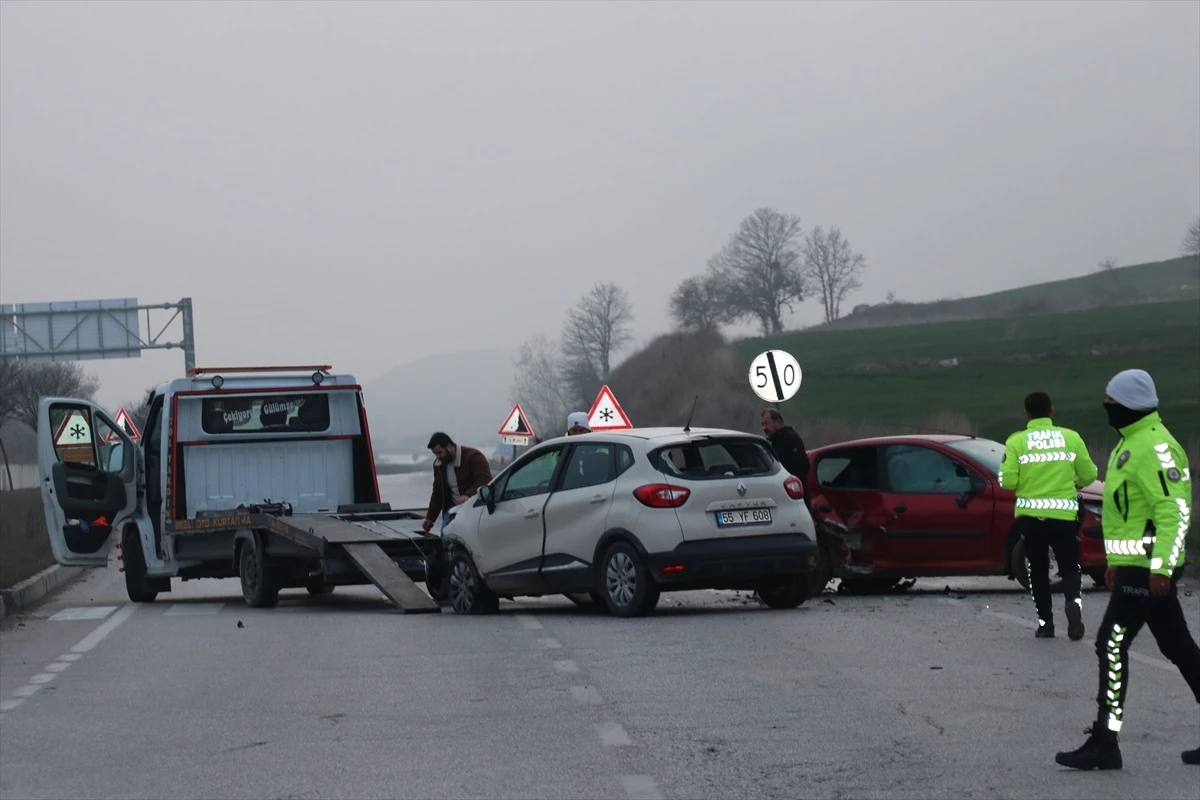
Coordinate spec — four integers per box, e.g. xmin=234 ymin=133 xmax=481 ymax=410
xmin=421 ymin=432 xmax=493 ymax=533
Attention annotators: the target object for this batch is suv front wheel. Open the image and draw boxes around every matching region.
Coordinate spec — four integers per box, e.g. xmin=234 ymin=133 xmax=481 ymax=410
xmin=448 ymin=550 xmax=499 ymax=615
xmin=598 ymin=541 xmax=660 ymax=618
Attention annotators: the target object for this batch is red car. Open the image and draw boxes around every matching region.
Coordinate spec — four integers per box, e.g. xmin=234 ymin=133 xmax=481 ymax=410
xmin=804 ymin=434 xmax=1107 ymax=593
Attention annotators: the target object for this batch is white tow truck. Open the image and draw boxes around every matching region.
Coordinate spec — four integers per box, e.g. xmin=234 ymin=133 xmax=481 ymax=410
xmin=36 ymin=365 xmax=445 ymax=613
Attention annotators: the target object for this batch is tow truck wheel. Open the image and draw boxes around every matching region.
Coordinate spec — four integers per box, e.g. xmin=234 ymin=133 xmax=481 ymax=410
xmin=447 ymin=550 xmax=499 ymax=615
xmin=122 ymin=530 xmax=158 ymax=603
xmin=305 ymin=580 xmax=334 ymax=596
xmin=239 ymin=534 xmax=281 ymax=608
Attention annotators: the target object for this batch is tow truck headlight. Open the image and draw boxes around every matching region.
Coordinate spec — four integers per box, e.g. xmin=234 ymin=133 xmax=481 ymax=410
xmin=211 ymin=375 xmax=224 ymax=389
xmin=312 ymin=371 xmax=324 ymax=385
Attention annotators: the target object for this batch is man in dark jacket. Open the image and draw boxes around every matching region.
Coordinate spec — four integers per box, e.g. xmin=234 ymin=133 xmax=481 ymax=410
xmin=421 ymin=432 xmax=493 ymax=533
xmin=761 ymin=408 xmax=811 ymax=509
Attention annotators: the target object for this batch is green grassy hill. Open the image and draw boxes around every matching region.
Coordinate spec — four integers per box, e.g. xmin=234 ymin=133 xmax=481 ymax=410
xmin=738 ymin=297 xmax=1200 ymax=449
xmin=823 ymin=255 xmax=1200 ymax=330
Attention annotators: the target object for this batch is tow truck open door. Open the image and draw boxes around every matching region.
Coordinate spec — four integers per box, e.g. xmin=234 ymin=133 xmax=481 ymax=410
xmin=37 ymin=397 xmax=140 ymax=568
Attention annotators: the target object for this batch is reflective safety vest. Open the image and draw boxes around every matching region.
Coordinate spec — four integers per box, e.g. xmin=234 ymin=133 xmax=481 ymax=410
xmin=999 ymin=417 xmax=1098 ymax=522
xmin=1100 ymin=411 xmax=1192 ymax=576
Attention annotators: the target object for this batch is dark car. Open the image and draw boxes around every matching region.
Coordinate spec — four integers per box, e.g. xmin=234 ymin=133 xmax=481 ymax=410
xmin=804 ymin=434 xmax=1106 ymax=593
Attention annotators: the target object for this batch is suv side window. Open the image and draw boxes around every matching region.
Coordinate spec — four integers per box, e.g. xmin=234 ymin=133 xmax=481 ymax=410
xmin=560 ymin=443 xmax=616 ymax=491
xmin=816 ymin=446 xmax=881 ymax=490
xmin=884 ymin=444 xmax=972 ymax=495
xmin=500 ymin=448 xmax=563 ymax=502
xmin=615 ymin=444 xmax=635 ymax=477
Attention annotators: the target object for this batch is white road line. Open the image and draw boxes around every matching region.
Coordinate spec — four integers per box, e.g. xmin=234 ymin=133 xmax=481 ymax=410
xmin=70 ymin=603 xmax=137 ymax=654
xmin=0 ymin=699 xmax=25 ymax=712
xmin=514 ymin=613 xmax=544 ymax=630
xmin=56 ymin=653 xmax=83 ymax=662
xmin=570 ymin=685 xmax=603 ymax=705
xmin=163 ymin=603 xmax=225 ymax=616
xmin=554 ymin=659 xmax=580 ymax=674
xmin=12 ymin=685 xmax=41 ymax=697
xmin=28 ymin=673 xmax=56 ymax=685
xmin=980 ymin=610 xmax=1177 ymax=673
xmin=538 ymin=638 xmax=563 ymax=650
xmin=43 ymin=662 xmax=71 ymax=673
xmin=49 ymin=606 xmax=118 ymax=622
xmin=622 ymin=775 xmax=665 ymax=800
xmin=596 ymin=722 xmax=632 ymax=747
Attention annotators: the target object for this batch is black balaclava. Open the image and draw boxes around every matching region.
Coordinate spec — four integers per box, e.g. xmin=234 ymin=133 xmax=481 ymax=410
xmin=1103 ymin=400 xmax=1153 ymax=432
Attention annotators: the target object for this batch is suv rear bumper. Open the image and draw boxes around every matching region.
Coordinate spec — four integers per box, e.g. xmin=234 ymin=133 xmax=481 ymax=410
xmin=645 ymin=533 xmax=818 ymax=588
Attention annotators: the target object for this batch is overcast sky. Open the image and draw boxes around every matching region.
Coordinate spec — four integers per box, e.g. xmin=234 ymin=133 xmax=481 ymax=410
xmin=2 ymin=0 xmax=1198 ymax=409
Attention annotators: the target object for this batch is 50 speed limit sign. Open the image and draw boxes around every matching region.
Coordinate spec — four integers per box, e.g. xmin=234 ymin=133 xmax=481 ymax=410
xmin=749 ymin=349 xmax=802 ymax=403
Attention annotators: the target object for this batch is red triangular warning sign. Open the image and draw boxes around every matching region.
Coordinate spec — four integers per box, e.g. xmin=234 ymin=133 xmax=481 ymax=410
xmin=587 ymin=385 xmax=632 ymax=430
xmin=106 ymin=408 xmax=142 ymax=443
xmin=498 ymin=403 xmax=536 ymax=439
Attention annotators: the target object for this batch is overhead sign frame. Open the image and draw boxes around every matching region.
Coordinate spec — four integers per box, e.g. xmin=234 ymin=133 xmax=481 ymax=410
xmin=587 ymin=385 xmax=632 ymax=430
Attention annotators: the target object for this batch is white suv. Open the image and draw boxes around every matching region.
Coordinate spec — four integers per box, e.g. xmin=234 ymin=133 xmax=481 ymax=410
xmin=439 ymin=427 xmax=819 ymax=617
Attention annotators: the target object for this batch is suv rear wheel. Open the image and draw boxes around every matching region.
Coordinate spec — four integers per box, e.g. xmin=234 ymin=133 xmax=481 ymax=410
xmin=757 ymin=572 xmax=812 ymax=609
xmin=598 ymin=541 xmax=659 ymax=618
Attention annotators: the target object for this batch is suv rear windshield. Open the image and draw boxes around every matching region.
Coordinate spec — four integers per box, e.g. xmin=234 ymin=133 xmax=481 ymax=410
xmin=201 ymin=393 xmax=331 ymax=434
xmin=650 ymin=437 xmax=778 ymax=480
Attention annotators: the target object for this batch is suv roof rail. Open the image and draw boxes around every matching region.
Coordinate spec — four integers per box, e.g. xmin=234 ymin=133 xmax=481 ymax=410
xmin=187 ymin=365 xmax=333 ymax=376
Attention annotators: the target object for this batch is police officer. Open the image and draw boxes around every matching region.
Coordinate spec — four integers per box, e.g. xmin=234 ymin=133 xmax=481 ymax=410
xmin=1055 ymin=368 xmax=1200 ymax=770
xmin=566 ymin=412 xmax=591 ymax=436
xmin=998 ymin=391 xmax=1098 ymax=640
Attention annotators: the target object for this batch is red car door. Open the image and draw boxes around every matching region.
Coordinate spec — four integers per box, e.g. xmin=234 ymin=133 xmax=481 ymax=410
xmin=877 ymin=442 xmax=995 ymax=571
xmin=809 ymin=444 xmax=893 ymax=573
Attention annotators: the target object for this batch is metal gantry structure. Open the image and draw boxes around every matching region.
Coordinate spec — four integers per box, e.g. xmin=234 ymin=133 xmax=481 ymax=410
xmin=0 ymin=297 xmax=195 ymax=371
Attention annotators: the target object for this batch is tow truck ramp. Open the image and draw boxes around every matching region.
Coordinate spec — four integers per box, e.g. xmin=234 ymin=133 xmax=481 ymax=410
xmin=340 ymin=543 xmax=440 ymax=613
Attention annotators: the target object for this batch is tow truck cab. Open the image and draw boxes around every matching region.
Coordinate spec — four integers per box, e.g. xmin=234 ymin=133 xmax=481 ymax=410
xmin=36 ymin=365 xmax=391 ymax=602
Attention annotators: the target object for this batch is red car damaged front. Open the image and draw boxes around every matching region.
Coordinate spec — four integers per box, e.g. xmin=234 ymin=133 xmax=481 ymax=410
xmin=804 ymin=434 xmax=1108 ymax=592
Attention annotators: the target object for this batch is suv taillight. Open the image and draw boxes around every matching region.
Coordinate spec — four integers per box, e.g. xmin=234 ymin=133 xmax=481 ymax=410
xmin=633 ymin=484 xmax=690 ymax=508
xmin=784 ymin=476 xmax=804 ymax=499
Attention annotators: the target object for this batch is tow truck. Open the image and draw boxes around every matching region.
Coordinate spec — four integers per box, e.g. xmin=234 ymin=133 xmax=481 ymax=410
xmin=35 ymin=365 xmax=445 ymax=613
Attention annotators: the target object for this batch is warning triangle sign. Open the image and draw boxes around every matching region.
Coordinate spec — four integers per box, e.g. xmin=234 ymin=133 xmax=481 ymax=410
xmin=498 ymin=403 xmax=536 ymax=439
xmin=587 ymin=385 xmax=632 ymax=430
xmin=53 ymin=409 xmax=94 ymax=448
xmin=107 ymin=408 xmax=142 ymax=442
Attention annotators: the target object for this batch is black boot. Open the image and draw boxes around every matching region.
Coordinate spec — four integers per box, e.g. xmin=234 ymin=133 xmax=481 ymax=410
xmin=1183 ymin=747 xmax=1200 ymax=765
xmin=1036 ymin=621 xmax=1055 ymax=638
xmin=1063 ymin=575 xmax=1085 ymax=641
xmin=1055 ymin=722 xmax=1123 ymax=770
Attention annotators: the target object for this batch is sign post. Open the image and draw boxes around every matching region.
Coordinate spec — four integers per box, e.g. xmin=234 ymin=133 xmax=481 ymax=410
xmin=587 ymin=385 xmax=633 ymax=431
xmin=748 ymin=349 xmax=803 ymax=407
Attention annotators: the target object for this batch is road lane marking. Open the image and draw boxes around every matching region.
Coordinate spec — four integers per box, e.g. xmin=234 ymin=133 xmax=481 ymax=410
xmin=44 ymin=662 xmax=71 ymax=673
xmin=71 ymin=603 xmax=137 ymax=653
xmin=56 ymin=653 xmax=82 ymax=662
xmin=554 ymin=659 xmax=580 ymax=674
xmin=0 ymin=699 xmax=23 ymax=712
xmin=571 ymin=685 xmax=603 ymax=705
xmin=163 ymin=603 xmax=225 ymax=616
xmin=622 ymin=776 xmax=665 ymax=800
xmin=514 ymin=613 xmax=544 ymax=630
xmin=28 ymin=673 xmax=56 ymax=684
xmin=596 ymin=722 xmax=632 ymax=747
xmin=538 ymin=638 xmax=563 ymax=649
xmin=49 ymin=606 xmax=118 ymax=621
xmin=12 ymin=685 xmax=41 ymax=697
xmin=980 ymin=610 xmax=1176 ymax=672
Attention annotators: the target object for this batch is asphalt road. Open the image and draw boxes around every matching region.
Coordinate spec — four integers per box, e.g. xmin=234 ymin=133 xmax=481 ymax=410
xmin=2 ymin=563 xmax=1198 ymax=800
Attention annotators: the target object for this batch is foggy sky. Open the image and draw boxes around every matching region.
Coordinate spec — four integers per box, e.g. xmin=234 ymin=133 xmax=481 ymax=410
xmin=2 ymin=0 xmax=1198 ymax=409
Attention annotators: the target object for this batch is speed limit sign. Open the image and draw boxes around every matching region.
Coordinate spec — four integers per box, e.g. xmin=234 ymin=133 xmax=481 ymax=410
xmin=748 ymin=349 xmax=802 ymax=403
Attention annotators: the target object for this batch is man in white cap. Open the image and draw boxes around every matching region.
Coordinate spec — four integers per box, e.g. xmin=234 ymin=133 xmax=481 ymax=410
xmin=1055 ymin=368 xmax=1200 ymax=770
xmin=566 ymin=412 xmax=591 ymax=436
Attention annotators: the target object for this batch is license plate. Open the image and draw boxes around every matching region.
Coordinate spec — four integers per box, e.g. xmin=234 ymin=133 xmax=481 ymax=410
xmin=715 ymin=509 xmax=773 ymax=527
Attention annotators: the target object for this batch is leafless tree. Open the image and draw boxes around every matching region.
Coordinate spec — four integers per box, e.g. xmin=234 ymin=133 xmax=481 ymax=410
xmin=1184 ymin=216 xmax=1200 ymax=256
xmin=4 ymin=362 xmax=100 ymax=430
xmin=559 ymin=282 xmax=634 ymax=404
xmin=509 ymin=335 xmax=573 ymax=439
xmin=707 ymin=207 xmax=808 ymax=335
xmin=803 ymin=225 xmax=867 ymax=323
xmin=0 ymin=360 xmax=19 ymax=489
xmin=668 ymin=274 xmax=734 ymax=331
xmin=1097 ymin=256 xmax=1119 ymax=272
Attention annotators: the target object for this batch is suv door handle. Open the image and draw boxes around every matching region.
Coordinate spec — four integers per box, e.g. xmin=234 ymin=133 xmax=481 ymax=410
xmin=589 ymin=495 xmax=606 ymax=504
xmin=893 ymin=504 xmax=907 ymax=513
xmin=524 ymin=509 xmax=540 ymax=518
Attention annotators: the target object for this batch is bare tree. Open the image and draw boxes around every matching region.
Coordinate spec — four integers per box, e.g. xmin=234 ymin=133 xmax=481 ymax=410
xmin=509 ymin=335 xmax=573 ymax=439
xmin=5 ymin=362 xmax=100 ymax=430
xmin=668 ymin=274 xmax=734 ymax=331
xmin=1097 ymin=256 xmax=1119 ymax=272
xmin=559 ymin=282 xmax=634 ymax=405
xmin=707 ymin=207 xmax=808 ymax=335
xmin=803 ymin=225 xmax=867 ymax=323
xmin=0 ymin=361 xmax=19 ymax=489
xmin=1184 ymin=216 xmax=1200 ymax=256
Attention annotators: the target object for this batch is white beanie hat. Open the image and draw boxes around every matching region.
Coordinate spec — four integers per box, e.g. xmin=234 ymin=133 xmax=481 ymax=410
xmin=1105 ymin=369 xmax=1159 ymax=411
xmin=567 ymin=411 xmax=590 ymax=430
